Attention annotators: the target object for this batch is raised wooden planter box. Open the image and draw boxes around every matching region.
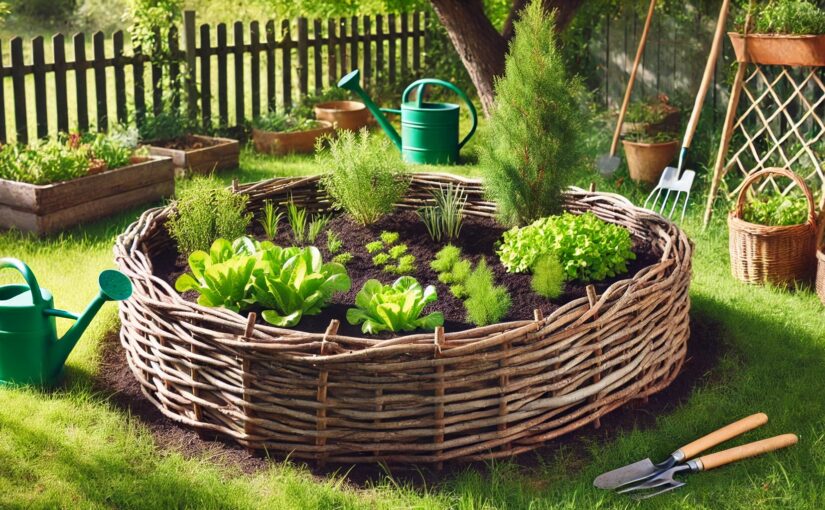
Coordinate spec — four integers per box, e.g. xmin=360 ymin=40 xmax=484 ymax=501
xmin=252 ymin=122 xmax=334 ymax=155
xmin=0 ymin=156 xmax=174 ymax=236
xmin=728 ymin=32 xmax=825 ymax=67
xmin=147 ymin=135 xmax=239 ymax=176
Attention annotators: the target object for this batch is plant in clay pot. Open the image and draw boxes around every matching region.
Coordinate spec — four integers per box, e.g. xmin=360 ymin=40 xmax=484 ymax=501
xmin=730 ymin=0 xmax=825 ymax=66
xmin=296 ymin=87 xmax=372 ymax=132
xmin=251 ymin=110 xmax=334 ymax=155
xmin=621 ymin=131 xmax=680 ymax=185
xmin=622 ymin=94 xmax=680 ymax=137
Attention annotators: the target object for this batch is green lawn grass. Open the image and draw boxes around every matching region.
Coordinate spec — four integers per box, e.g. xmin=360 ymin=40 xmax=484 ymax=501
xmin=1 ymin=147 xmax=825 ymax=509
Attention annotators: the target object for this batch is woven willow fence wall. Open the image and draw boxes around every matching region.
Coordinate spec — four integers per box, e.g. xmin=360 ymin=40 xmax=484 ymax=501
xmin=114 ymin=174 xmax=692 ymax=464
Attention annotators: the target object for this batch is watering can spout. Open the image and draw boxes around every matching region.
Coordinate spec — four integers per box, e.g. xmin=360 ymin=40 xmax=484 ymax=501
xmin=337 ymin=69 xmax=402 ymax=150
xmin=48 ymin=270 xmax=133 ymax=372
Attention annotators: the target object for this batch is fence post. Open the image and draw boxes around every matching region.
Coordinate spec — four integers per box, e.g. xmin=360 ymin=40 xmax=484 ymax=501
xmin=11 ymin=37 xmax=27 ymax=143
xmin=183 ymin=10 xmax=198 ymax=123
xmin=113 ymin=31 xmax=127 ymax=125
xmin=32 ymin=36 xmax=48 ymax=139
xmin=0 ymin=41 xmax=7 ymax=143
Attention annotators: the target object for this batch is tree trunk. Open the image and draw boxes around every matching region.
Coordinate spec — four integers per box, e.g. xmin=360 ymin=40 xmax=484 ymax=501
xmin=429 ymin=0 xmax=506 ymax=116
xmin=430 ymin=0 xmax=584 ymax=116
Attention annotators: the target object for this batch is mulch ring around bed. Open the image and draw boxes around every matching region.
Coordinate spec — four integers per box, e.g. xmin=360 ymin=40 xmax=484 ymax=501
xmin=152 ymin=209 xmax=660 ymax=337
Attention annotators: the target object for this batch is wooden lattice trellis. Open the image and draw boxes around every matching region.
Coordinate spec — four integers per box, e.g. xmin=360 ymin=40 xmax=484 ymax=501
xmin=704 ymin=61 xmax=825 ymax=225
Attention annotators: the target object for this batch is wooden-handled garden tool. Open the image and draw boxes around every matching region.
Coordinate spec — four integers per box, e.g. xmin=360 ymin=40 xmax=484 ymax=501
xmin=644 ymin=0 xmax=731 ymax=222
xmin=594 ymin=412 xmax=768 ymax=490
xmin=616 ymin=434 xmax=798 ymax=499
xmin=596 ymin=0 xmax=657 ymax=176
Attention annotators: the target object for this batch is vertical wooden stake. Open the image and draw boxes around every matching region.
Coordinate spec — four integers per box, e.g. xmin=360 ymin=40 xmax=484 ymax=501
xmin=316 ymin=319 xmax=339 ymax=468
xmin=589 ymin=182 xmax=596 ymax=193
xmin=241 ymin=312 xmax=257 ymax=454
xmin=433 ymin=326 xmax=445 ymax=470
xmin=586 ymin=285 xmax=602 ymax=429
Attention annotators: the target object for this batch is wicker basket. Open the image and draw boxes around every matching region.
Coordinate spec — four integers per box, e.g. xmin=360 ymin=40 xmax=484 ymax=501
xmin=114 ymin=174 xmax=692 ymax=464
xmin=728 ymin=168 xmax=817 ymax=286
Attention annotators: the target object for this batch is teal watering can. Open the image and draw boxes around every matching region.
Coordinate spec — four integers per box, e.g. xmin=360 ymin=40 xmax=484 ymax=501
xmin=0 ymin=258 xmax=132 ymax=386
xmin=337 ymin=69 xmax=478 ymax=165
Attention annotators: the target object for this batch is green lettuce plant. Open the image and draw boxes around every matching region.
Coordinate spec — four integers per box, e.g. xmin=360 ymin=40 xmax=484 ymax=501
xmin=741 ymin=191 xmax=809 ymax=226
xmin=174 ymin=238 xmax=258 ymax=312
xmin=252 ymin=246 xmax=351 ymax=327
xmin=346 ymin=277 xmax=444 ymax=334
xmin=497 ymin=212 xmax=635 ymax=282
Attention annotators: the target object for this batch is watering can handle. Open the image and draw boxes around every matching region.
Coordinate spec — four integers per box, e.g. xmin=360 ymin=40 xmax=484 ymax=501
xmin=402 ymin=79 xmax=478 ymax=149
xmin=0 ymin=258 xmax=44 ymax=306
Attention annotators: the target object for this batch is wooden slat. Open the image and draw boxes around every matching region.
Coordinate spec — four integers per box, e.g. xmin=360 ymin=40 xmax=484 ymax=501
xmin=250 ymin=21 xmax=261 ymax=118
xmin=183 ymin=11 xmax=198 ymax=122
xmin=327 ymin=19 xmax=337 ymax=86
xmin=52 ymin=35 xmax=69 ymax=133
xmin=217 ymin=23 xmax=228 ymax=126
xmin=32 ymin=36 xmax=48 ymax=138
xmin=199 ymin=24 xmax=212 ymax=128
xmin=234 ymin=22 xmax=245 ymax=126
xmin=297 ymin=17 xmax=309 ymax=98
xmin=388 ymin=14 xmax=396 ymax=84
xmin=265 ymin=20 xmax=276 ymax=112
xmin=132 ymin=37 xmax=146 ymax=125
xmin=313 ymin=19 xmax=322 ymax=94
xmin=0 ymin=41 xmax=7 ymax=142
xmin=400 ymin=13 xmax=409 ymax=78
xmin=74 ymin=33 xmax=89 ymax=132
xmin=93 ymin=32 xmax=108 ymax=130
xmin=338 ymin=18 xmax=347 ymax=77
xmin=350 ymin=16 xmax=358 ymax=75
xmin=363 ymin=16 xmax=371 ymax=87
xmin=412 ymin=12 xmax=421 ymax=74
xmin=376 ymin=15 xmax=384 ymax=82
xmin=11 ymin=37 xmax=28 ymax=143
xmin=151 ymin=29 xmax=163 ymax=115
xmin=113 ymin=31 xmax=128 ymax=124
xmin=168 ymin=27 xmax=180 ymax=111
xmin=281 ymin=20 xmax=292 ymax=110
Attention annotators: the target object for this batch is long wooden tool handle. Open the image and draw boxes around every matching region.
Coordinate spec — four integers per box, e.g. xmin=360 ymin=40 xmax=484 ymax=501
xmin=682 ymin=0 xmax=731 ymax=150
xmin=697 ymin=434 xmax=798 ymax=471
xmin=679 ymin=413 xmax=768 ymax=459
xmin=609 ymin=0 xmax=657 ymax=156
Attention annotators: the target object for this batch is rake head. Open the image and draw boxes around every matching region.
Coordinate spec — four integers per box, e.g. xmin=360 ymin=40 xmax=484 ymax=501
xmin=643 ymin=166 xmax=696 ymax=222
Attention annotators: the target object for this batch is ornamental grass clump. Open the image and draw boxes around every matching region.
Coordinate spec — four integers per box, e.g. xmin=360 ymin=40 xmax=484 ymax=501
xmin=318 ymin=129 xmax=409 ymax=225
xmin=478 ymin=1 xmax=587 ymax=226
xmin=167 ymin=177 xmax=252 ymax=254
xmin=498 ymin=212 xmax=635 ymax=282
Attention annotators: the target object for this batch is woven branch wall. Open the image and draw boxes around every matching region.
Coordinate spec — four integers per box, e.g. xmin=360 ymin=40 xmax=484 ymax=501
xmin=114 ymin=174 xmax=692 ymax=464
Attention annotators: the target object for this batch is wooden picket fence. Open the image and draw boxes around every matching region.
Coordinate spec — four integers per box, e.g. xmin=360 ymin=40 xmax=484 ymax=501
xmin=0 ymin=10 xmax=428 ymax=144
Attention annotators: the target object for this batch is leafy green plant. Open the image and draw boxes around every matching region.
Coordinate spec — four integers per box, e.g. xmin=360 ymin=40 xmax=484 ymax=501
xmin=624 ymin=96 xmax=676 ymax=125
xmin=464 ymin=260 xmax=511 ymax=327
xmin=332 ymin=252 xmax=353 ymax=265
xmin=431 ymin=245 xmax=462 ymax=273
xmin=742 ymin=0 xmax=825 ymax=35
xmin=138 ymin=110 xmax=192 ymax=141
xmin=380 ymin=231 xmax=400 ymax=245
xmin=174 ymin=238 xmax=257 ymax=312
xmin=167 ymin=177 xmax=252 ymax=254
xmin=252 ymin=111 xmax=321 ymax=133
xmin=259 ymin=200 xmax=283 ymax=241
xmin=478 ymin=2 xmax=587 ymax=226
xmin=307 ymin=214 xmax=331 ymax=244
xmin=0 ymin=140 xmax=89 ymax=185
xmin=85 ymin=132 xmax=133 ymax=169
xmin=251 ymin=246 xmax=350 ymax=327
xmin=392 ymin=255 xmax=417 ymax=275
xmin=531 ymin=254 xmax=566 ymax=299
xmin=365 ymin=241 xmax=384 ymax=254
xmin=388 ymin=244 xmax=408 ymax=259
xmin=741 ymin=191 xmax=809 ymax=226
xmin=417 ymin=183 xmax=467 ymax=242
xmin=346 ymin=277 xmax=444 ymax=334
xmin=326 ymin=231 xmax=343 ymax=254
xmin=498 ymin=212 xmax=635 ymax=282
xmin=286 ymin=198 xmax=308 ymax=244
xmin=291 ymin=87 xmax=351 ymax=119
xmin=318 ymin=129 xmax=409 ymax=225
xmin=372 ymin=253 xmax=391 ymax=267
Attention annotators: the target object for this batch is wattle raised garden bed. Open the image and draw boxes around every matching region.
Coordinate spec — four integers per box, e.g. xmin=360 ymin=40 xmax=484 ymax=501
xmin=147 ymin=135 xmax=240 ymax=176
xmin=0 ymin=156 xmax=174 ymax=235
xmin=114 ymin=174 xmax=692 ymax=464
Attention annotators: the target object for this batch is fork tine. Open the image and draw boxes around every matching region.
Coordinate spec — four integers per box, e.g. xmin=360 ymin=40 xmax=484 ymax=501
xmin=659 ymin=189 xmax=673 ymax=214
xmin=643 ymin=186 xmax=661 ymax=210
xmin=616 ymin=477 xmax=673 ymax=494
xmin=668 ymin=191 xmax=682 ymax=218
xmin=632 ymin=482 xmax=685 ymax=500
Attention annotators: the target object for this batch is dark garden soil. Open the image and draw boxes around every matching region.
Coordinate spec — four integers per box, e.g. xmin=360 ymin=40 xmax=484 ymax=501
xmin=148 ymin=135 xmax=220 ymax=151
xmin=152 ymin=210 xmax=660 ymax=337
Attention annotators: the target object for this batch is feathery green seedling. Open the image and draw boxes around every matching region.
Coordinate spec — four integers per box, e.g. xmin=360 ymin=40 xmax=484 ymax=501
xmin=380 ymin=231 xmax=400 ymax=245
xmin=372 ymin=252 xmax=391 ymax=267
xmin=332 ymin=252 xmax=353 ymax=265
xmin=365 ymin=241 xmax=384 ymax=254
xmin=258 ymin=200 xmax=283 ymax=241
xmin=431 ymin=245 xmax=462 ymax=273
xmin=286 ymin=198 xmax=308 ymax=244
xmin=388 ymin=244 xmax=408 ymax=259
xmin=531 ymin=253 xmax=566 ymax=299
xmin=464 ymin=259 xmax=511 ymax=326
xmin=326 ymin=231 xmax=343 ymax=254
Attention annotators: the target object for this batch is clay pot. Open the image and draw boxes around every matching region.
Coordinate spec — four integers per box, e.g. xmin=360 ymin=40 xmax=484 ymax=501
xmin=622 ymin=139 xmax=679 ymax=184
xmin=314 ymin=101 xmax=371 ymax=131
xmin=252 ymin=121 xmax=334 ymax=155
xmin=728 ymin=32 xmax=825 ymax=67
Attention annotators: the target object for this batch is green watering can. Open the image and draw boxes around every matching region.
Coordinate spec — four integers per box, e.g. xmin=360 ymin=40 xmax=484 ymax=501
xmin=0 ymin=258 xmax=132 ymax=386
xmin=338 ymin=69 xmax=478 ymax=165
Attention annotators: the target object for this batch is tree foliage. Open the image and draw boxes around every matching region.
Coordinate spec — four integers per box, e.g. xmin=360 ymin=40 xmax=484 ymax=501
xmin=478 ymin=0 xmax=587 ymax=226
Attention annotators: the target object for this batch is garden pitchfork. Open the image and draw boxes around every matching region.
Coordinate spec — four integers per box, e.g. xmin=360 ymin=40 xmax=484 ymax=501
xmin=644 ymin=0 xmax=731 ymax=222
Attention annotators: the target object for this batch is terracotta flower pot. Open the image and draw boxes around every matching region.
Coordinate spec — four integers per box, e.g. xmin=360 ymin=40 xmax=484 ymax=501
xmin=252 ymin=121 xmax=334 ymax=155
xmin=622 ymin=139 xmax=679 ymax=184
xmin=314 ymin=101 xmax=371 ymax=131
xmin=728 ymin=32 xmax=825 ymax=67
